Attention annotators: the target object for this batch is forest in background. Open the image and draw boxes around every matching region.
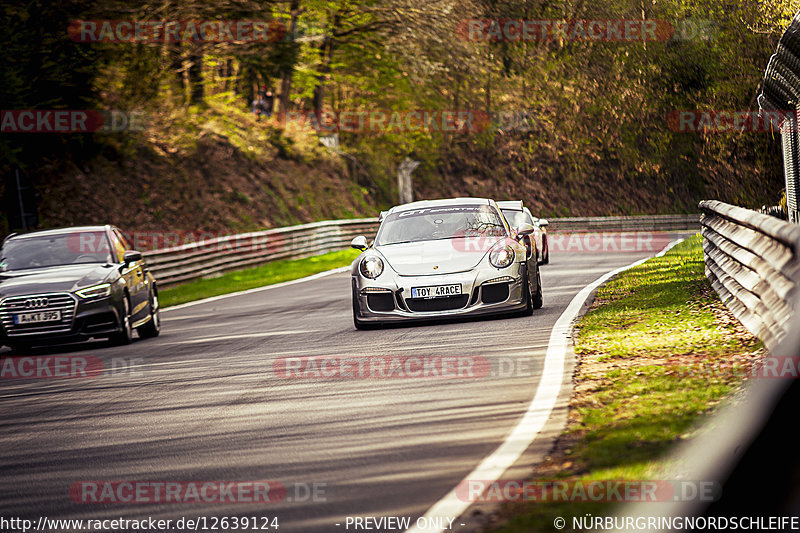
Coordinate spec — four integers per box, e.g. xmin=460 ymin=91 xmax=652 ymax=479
xmin=1 ymin=0 xmax=799 ymax=234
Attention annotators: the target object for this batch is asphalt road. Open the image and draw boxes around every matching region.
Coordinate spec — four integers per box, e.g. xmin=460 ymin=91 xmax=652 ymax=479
xmin=0 ymin=238 xmax=687 ymax=533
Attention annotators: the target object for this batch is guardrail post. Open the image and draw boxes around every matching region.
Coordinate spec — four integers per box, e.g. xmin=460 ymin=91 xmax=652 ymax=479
xmin=785 ymin=108 xmax=800 ymax=223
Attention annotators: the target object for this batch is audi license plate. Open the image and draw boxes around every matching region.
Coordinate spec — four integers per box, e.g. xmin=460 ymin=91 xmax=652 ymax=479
xmin=411 ymin=284 xmax=462 ymax=299
xmin=14 ymin=310 xmax=61 ymax=325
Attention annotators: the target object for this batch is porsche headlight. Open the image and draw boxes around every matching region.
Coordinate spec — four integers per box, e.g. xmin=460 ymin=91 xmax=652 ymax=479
xmin=359 ymin=256 xmax=384 ymax=279
xmin=489 ymin=244 xmax=516 ymax=269
xmin=76 ymin=282 xmax=112 ymax=299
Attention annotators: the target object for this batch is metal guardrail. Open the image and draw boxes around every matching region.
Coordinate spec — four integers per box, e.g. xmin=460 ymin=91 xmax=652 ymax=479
xmin=143 ymin=218 xmax=379 ymax=286
xmin=546 ymin=213 xmax=700 ymax=233
xmin=614 ymin=203 xmax=800 ymax=528
xmin=144 ymin=214 xmax=701 ymax=287
xmin=759 ymin=8 xmax=800 ymax=223
xmin=700 ymin=200 xmax=800 ymax=350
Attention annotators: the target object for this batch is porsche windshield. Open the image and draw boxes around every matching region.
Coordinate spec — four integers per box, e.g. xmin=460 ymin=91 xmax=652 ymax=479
xmin=376 ymin=205 xmax=507 ymax=245
xmin=0 ymin=232 xmax=112 ymax=271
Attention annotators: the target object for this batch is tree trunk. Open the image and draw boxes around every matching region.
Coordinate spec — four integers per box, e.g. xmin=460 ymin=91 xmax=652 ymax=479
xmin=232 ymin=60 xmax=241 ymax=96
xmin=485 ymin=68 xmax=491 ymax=114
xmin=165 ymin=43 xmax=183 ymax=102
xmin=188 ymin=50 xmax=204 ymax=105
xmin=312 ymin=35 xmax=332 ymax=116
xmin=243 ymin=68 xmax=255 ymax=108
xmin=279 ymin=0 xmax=301 ymax=114
xmin=222 ymin=59 xmax=233 ymax=92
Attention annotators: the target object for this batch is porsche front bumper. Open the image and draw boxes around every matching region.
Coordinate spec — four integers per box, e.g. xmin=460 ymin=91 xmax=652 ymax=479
xmin=352 ymin=262 xmax=529 ymax=323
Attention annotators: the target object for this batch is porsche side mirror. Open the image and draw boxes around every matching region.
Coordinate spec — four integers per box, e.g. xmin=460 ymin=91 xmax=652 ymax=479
xmin=538 ymin=219 xmax=549 ymax=228
xmin=514 ymin=223 xmax=535 ymax=237
xmin=351 ymin=236 xmax=368 ymax=251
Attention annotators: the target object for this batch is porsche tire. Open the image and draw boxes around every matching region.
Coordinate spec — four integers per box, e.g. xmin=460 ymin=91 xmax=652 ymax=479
xmin=532 ymin=268 xmax=544 ymax=309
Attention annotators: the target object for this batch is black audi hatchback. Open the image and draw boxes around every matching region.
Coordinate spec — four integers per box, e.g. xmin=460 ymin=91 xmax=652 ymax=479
xmin=0 ymin=225 xmax=160 ymax=351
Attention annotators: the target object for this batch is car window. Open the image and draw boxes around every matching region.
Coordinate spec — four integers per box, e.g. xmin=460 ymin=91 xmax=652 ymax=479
xmin=501 ymin=209 xmax=531 ymax=228
xmin=376 ymin=204 xmax=507 ymax=245
xmin=108 ymin=230 xmax=127 ymax=263
xmin=113 ymin=229 xmax=132 ymax=251
xmin=0 ymin=232 xmax=112 ymax=271
xmin=523 ymin=208 xmax=537 ymax=223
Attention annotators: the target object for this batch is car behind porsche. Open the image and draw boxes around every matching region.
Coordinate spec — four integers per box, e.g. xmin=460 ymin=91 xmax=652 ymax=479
xmin=350 ymin=198 xmax=542 ymax=329
xmin=497 ymin=200 xmax=549 ymax=265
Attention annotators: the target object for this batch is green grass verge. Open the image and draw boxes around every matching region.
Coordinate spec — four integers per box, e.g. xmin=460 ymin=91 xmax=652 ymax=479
xmin=159 ymin=249 xmax=361 ymax=308
xmin=497 ymin=234 xmax=763 ymax=532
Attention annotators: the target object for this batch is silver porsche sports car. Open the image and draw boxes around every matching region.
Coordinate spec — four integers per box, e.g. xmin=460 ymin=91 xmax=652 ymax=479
xmin=350 ymin=198 xmax=543 ymax=329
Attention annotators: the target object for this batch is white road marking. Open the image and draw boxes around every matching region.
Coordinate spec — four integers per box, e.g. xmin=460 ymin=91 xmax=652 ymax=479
xmin=406 ymin=240 xmax=684 ymax=532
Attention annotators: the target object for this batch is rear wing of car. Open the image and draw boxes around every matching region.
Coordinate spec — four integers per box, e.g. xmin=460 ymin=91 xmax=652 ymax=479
xmin=495 ymin=200 xmax=523 ymax=211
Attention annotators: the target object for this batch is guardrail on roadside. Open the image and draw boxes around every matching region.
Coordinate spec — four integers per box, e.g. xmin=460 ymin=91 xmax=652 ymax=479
xmin=144 ymin=214 xmax=701 ymax=287
xmin=143 ymin=218 xmax=379 ymax=286
xmin=547 ymin=214 xmax=700 ymax=233
xmin=614 ymin=203 xmax=800 ymax=529
xmin=699 ymin=200 xmax=800 ymax=350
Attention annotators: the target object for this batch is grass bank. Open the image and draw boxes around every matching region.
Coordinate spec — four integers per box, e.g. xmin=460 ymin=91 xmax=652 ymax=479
xmin=497 ymin=235 xmax=764 ymax=532
xmin=159 ymin=248 xmax=360 ymax=308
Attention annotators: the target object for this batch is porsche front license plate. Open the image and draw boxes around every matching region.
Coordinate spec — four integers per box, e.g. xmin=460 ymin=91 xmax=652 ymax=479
xmin=14 ymin=310 xmax=61 ymax=324
xmin=411 ymin=284 xmax=462 ymax=299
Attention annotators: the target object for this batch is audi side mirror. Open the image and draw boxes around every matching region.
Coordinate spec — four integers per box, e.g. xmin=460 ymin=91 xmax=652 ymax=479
xmin=123 ymin=250 xmax=142 ymax=265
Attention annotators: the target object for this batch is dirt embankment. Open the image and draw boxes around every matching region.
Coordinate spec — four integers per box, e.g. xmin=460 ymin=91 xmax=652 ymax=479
xmin=27 ymin=120 xmax=785 ymax=236
xmin=34 ymin=132 xmax=375 ymax=235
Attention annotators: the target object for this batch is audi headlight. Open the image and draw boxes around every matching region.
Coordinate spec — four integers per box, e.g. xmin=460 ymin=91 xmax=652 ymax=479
xmin=489 ymin=244 xmax=516 ymax=269
xmin=76 ymin=282 xmax=112 ymax=299
xmin=359 ymin=256 xmax=384 ymax=279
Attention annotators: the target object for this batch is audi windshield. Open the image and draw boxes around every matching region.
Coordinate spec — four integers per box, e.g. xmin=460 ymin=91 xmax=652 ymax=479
xmin=0 ymin=232 xmax=112 ymax=271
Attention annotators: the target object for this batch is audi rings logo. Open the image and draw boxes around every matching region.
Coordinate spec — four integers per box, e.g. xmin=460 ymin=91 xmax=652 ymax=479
xmin=24 ymin=298 xmax=49 ymax=309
